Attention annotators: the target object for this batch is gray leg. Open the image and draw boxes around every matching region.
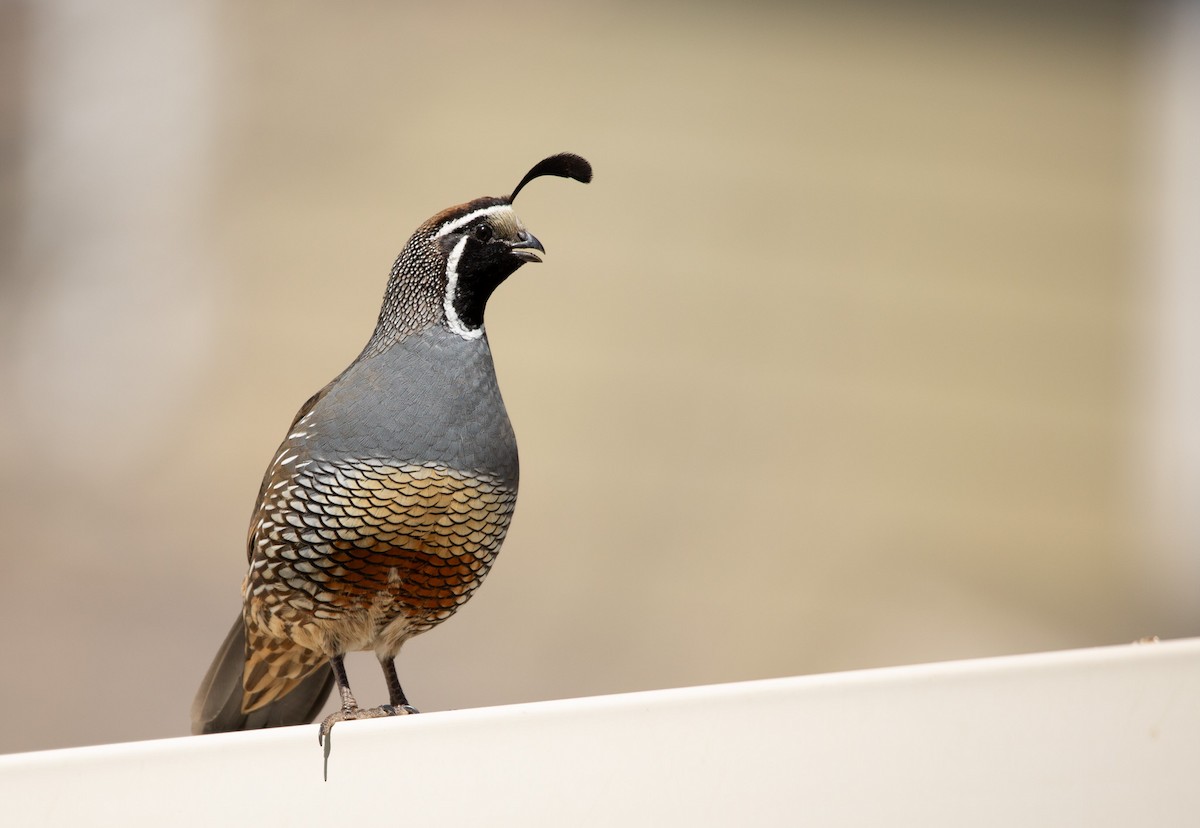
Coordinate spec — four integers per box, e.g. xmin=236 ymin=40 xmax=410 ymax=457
xmin=380 ymin=657 xmax=419 ymax=713
xmin=318 ymin=654 xmax=418 ymax=754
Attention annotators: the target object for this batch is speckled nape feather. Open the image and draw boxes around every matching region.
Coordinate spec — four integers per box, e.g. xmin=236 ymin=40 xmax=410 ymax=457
xmin=191 ymin=153 xmax=591 ymax=749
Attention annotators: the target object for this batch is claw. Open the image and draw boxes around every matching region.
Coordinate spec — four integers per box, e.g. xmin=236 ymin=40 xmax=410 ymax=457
xmin=322 ymin=724 xmax=333 ymax=781
xmin=319 ymin=704 xmax=419 ymax=781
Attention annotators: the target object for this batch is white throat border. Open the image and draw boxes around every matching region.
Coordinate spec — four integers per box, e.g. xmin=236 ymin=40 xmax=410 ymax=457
xmin=443 ymin=235 xmax=484 ymax=340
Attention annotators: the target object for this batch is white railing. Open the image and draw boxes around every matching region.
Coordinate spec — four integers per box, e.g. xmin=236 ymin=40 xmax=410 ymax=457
xmin=3 ymin=638 xmax=1198 ymax=827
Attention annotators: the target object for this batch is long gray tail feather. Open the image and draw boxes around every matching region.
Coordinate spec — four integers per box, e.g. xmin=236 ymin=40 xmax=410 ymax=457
xmin=191 ymin=616 xmax=335 ymax=734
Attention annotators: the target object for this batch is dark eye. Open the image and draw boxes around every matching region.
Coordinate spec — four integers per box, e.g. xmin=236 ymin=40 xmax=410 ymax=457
xmin=473 ymin=223 xmax=493 ymax=242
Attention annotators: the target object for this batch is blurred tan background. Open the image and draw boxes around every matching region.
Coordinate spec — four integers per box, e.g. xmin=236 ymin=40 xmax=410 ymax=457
xmin=2 ymin=0 xmax=1198 ymax=754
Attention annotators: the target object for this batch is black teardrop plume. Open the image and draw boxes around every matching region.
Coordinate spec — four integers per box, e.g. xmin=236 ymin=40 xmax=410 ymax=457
xmin=509 ymin=153 xmax=593 ymax=202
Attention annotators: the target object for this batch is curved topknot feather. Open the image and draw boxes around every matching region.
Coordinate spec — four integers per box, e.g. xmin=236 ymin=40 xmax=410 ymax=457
xmin=509 ymin=153 xmax=593 ymax=202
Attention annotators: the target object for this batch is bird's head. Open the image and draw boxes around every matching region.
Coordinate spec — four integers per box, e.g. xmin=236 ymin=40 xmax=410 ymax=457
xmin=399 ymin=153 xmax=592 ymax=341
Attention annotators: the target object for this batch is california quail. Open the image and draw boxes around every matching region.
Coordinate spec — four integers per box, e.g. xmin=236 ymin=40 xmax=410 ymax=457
xmin=192 ymin=154 xmax=592 ymax=742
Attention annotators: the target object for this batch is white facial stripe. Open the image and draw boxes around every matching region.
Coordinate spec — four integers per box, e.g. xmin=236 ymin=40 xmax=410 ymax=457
xmin=434 ymin=204 xmax=513 ymax=239
xmin=443 ymin=235 xmax=483 ymax=340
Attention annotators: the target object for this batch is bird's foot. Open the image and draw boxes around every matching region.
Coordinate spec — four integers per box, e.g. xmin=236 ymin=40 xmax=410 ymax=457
xmin=319 ymin=703 xmax=419 ymax=746
xmin=319 ymin=704 xmax=418 ymax=780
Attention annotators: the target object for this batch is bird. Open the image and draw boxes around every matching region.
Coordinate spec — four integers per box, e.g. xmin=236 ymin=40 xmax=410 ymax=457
xmin=192 ymin=153 xmax=592 ymax=744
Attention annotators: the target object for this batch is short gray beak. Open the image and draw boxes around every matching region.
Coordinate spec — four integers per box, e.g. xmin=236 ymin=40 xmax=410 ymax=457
xmin=508 ymin=230 xmax=545 ymax=263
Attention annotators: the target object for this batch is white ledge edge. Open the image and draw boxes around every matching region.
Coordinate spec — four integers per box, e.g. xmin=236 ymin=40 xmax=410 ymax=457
xmin=3 ymin=638 xmax=1199 ymax=827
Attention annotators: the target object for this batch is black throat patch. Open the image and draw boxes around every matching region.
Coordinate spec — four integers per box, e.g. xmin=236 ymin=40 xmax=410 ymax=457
xmin=447 ymin=237 xmax=525 ymax=333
